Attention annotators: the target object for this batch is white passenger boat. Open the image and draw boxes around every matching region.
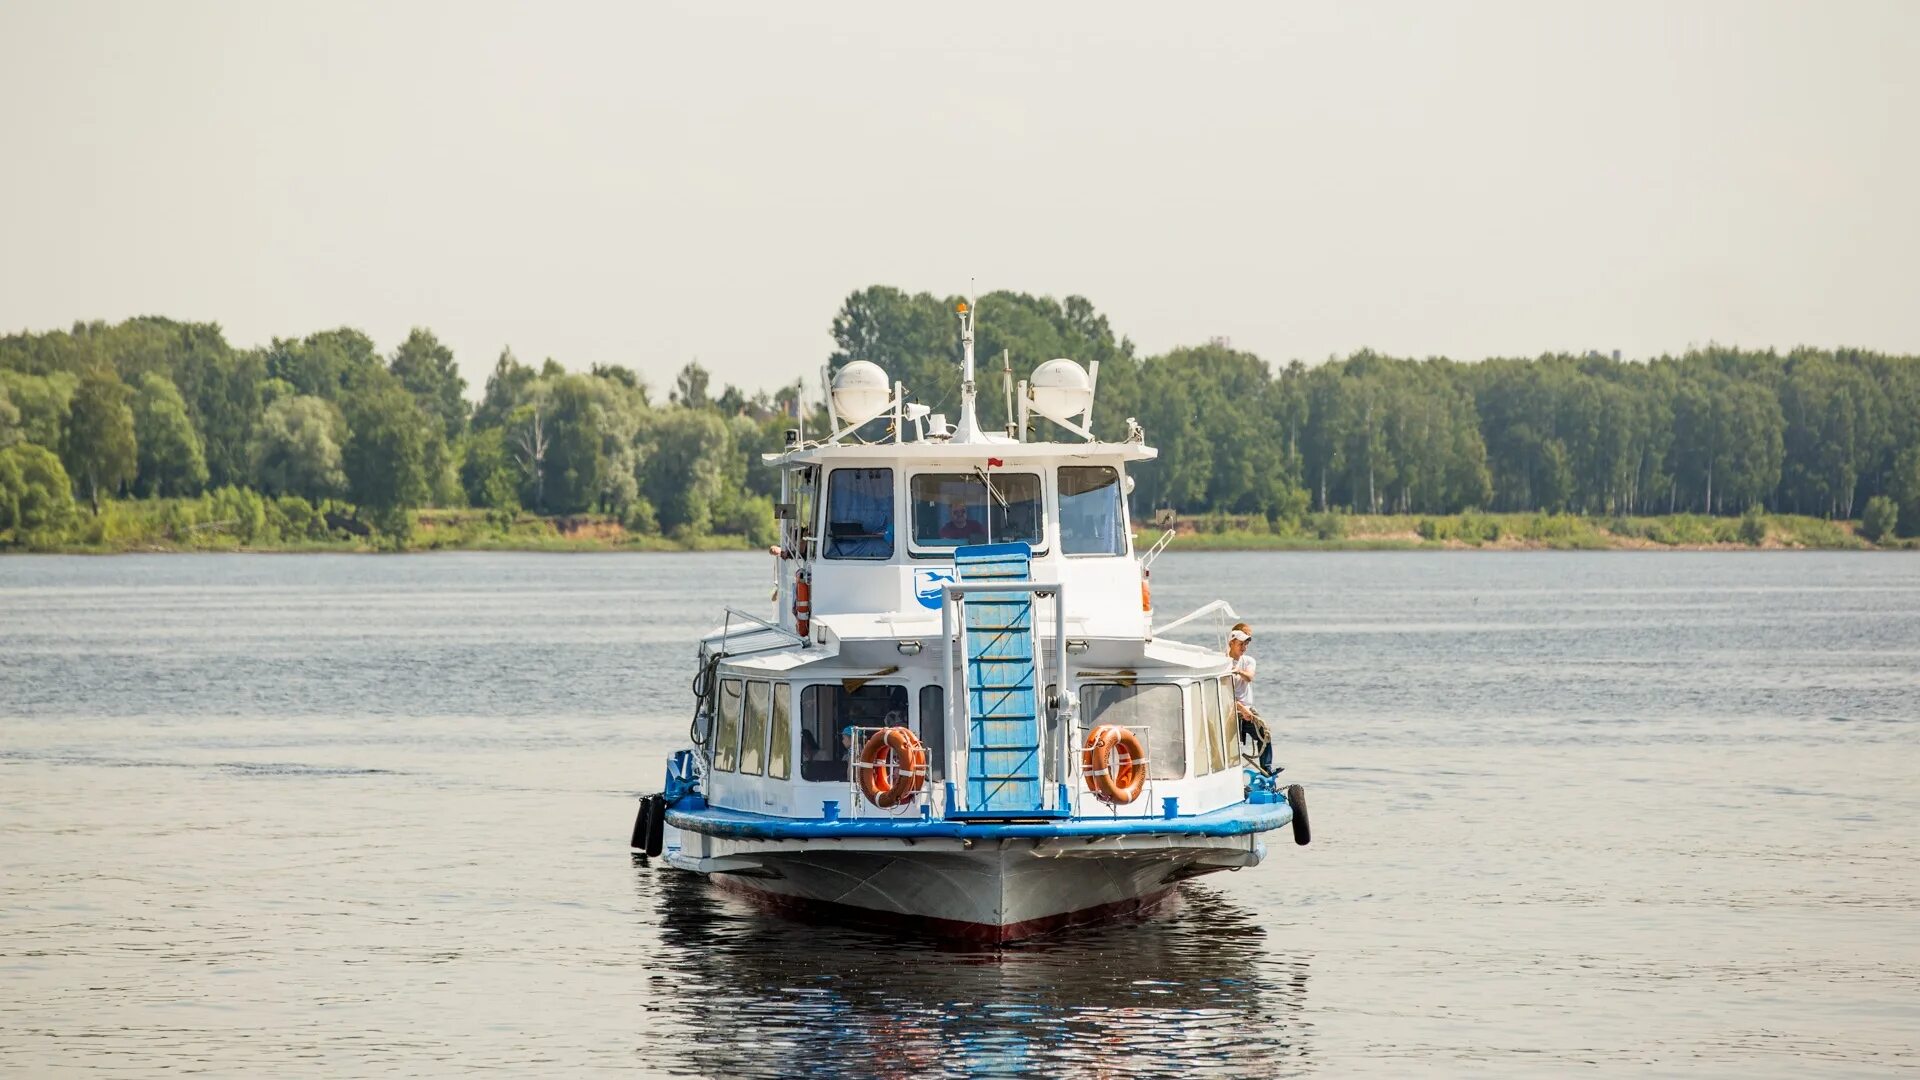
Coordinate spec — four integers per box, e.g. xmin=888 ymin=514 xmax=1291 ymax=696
xmin=631 ymin=300 xmax=1309 ymax=942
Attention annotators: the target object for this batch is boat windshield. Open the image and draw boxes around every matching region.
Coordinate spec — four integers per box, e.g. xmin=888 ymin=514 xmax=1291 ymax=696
xmin=909 ymin=472 xmax=1042 ymax=550
xmin=1059 ymin=466 xmax=1126 ymax=556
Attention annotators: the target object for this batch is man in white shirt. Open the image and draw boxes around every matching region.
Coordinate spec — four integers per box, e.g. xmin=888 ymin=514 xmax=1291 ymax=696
xmin=1229 ymin=623 xmax=1277 ymax=775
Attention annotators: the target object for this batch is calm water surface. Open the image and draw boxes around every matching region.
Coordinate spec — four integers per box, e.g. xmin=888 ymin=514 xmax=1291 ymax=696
xmin=2 ymin=552 xmax=1917 ymax=1076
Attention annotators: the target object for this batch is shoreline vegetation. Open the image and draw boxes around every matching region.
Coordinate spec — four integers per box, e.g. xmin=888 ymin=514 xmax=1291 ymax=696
xmin=9 ymin=504 xmax=1911 ymax=554
xmin=6 ymin=287 xmax=1920 ymax=554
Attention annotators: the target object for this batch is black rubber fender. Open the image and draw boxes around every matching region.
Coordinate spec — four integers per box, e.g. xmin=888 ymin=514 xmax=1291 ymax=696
xmin=644 ymin=794 xmax=666 ymax=858
xmin=1286 ymin=784 xmax=1310 ymax=846
xmin=631 ymin=795 xmax=655 ymax=851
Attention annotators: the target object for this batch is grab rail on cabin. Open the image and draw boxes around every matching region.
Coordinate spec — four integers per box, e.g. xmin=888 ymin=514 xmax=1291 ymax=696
xmin=1141 ymin=527 xmax=1177 ymax=569
xmin=1151 ymin=599 xmax=1240 ymax=641
xmin=702 ymin=606 xmax=808 ymax=651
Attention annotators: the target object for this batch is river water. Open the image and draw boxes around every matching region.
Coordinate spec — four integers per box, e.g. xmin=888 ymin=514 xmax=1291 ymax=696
xmin=1 ymin=551 xmax=1916 ymax=1077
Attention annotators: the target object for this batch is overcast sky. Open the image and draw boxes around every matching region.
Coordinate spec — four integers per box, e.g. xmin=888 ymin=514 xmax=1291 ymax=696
xmin=2 ymin=1 xmax=1915 ymax=397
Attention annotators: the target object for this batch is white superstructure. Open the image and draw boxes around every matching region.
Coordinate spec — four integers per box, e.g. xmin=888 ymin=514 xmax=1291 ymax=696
xmin=634 ymin=299 xmax=1306 ymax=942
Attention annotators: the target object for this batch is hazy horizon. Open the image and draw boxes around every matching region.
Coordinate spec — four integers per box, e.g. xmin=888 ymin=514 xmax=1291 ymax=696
xmin=3 ymin=0 xmax=1915 ymax=398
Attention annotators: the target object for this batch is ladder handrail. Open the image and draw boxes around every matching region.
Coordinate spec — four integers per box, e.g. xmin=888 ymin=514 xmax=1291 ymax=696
xmin=940 ymin=581 xmax=1071 ymax=815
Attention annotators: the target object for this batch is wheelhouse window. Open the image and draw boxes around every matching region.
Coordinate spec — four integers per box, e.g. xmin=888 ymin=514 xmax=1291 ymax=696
xmin=799 ymin=684 xmax=910 ymax=782
xmin=739 ymin=681 xmax=770 ymax=776
xmin=712 ymin=678 xmax=743 ymax=772
xmin=824 ymin=468 xmax=893 ymax=559
xmin=909 ymin=472 xmax=1043 ymax=550
xmin=768 ymin=681 xmax=792 ymax=780
xmin=1079 ymin=682 xmax=1186 ymax=780
xmin=1059 ymin=466 xmax=1127 ymax=555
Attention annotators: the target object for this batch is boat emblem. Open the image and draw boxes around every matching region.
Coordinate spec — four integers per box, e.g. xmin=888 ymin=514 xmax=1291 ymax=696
xmin=914 ymin=568 xmax=956 ymax=610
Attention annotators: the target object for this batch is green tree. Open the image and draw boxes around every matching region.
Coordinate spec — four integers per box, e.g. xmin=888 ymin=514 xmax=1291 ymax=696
xmin=0 ymin=385 xmax=20 ymax=449
xmin=0 ymin=370 xmax=78 ymax=449
xmin=61 ymin=371 xmax=138 ymax=511
xmin=672 ymin=362 xmax=712 ymax=409
xmin=176 ymin=345 xmax=265 ymax=489
xmin=640 ymin=408 xmax=730 ymax=536
xmin=1860 ymin=496 xmax=1898 ymax=543
xmin=1890 ymin=446 xmax=1920 ymax=539
xmin=459 ymin=426 xmax=521 ymax=513
xmin=252 ymin=395 xmax=348 ymax=501
xmin=0 ymin=442 xmax=78 ymax=545
xmin=131 ymin=372 xmax=209 ymax=496
xmin=474 ymin=348 xmax=536 ymax=430
xmin=390 ymin=328 xmax=469 ymax=441
xmin=266 ymin=328 xmax=385 ymax=401
xmin=342 ymin=377 xmax=436 ymax=540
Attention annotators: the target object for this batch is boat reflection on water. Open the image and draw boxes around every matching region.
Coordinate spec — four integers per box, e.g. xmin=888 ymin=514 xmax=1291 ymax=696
xmin=635 ymin=867 xmax=1312 ymax=1077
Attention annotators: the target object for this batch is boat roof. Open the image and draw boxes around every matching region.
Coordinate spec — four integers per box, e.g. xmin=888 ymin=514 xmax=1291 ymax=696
xmin=768 ymin=439 xmax=1157 ymax=467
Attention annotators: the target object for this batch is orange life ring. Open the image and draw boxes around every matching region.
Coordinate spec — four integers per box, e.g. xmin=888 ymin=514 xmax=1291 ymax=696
xmin=856 ymin=726 xmax=927 ymax=808
xmin=792 ymin=574 xmax=811 ymax=636
xmin=1081 ymin=724 xmax=1148 ymax=804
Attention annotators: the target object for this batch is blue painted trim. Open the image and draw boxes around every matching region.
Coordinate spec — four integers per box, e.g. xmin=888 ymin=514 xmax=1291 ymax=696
xmin=665 ymin=797 xmax=1293 ymax=842
xmin=944 ymin=807 xmax=1074 ymax=821
xmin=951 ymin=541 xmax=1035 ymax=560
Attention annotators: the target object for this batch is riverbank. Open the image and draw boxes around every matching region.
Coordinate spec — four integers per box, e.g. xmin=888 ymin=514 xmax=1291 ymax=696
xmin=1155 ymin=511 xmax=1917 ymax=551
xmin=3 ymin=505 xmax=760 ymax=554
xmin=7 ymin=504 xmax=1915 ymax=553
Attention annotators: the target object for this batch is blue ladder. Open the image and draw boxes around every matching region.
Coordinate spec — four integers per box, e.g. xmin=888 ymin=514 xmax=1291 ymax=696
xmin=952 ymin=542 xmax=1048 ymax=817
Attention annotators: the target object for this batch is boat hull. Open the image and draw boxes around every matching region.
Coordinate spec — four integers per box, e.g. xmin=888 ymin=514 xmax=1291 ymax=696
xmin=662 ymin=828 xmax=1264 ymax=942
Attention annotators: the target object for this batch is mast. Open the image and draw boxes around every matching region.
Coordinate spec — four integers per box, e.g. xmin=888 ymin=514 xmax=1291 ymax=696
xmin=953 ymin=298 xmax=983 ymax=442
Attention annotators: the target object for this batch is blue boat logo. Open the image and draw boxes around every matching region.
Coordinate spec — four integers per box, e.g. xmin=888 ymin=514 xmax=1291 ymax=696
xmin=914 ymin=568 xmax=956 ymax=610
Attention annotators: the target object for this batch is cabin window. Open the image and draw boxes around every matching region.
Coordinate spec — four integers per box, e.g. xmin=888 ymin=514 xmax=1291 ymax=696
xmin=1201 ymin=677 xmax=1227 ymax=773
xmin=1218 ymin=675 xmax=1238 ymax=770
xmin=908 ymin=472 xmax=1043 ymax=550
xmin=799 ymin=683 xmax=910 ymax=782
xmin=1059 ymin=466 xmax=1126 ymax=556
xmin=1079 ymin=682 xmax=1186 ymax=780
xmin=824 ymin=468 xmax=893 ymax=559
xmin=1186 ymin=683 xmax=1211 ymax=775
xmin=739 ymin=680 xmax=770 ymax=776
xmin=713 ymin=678 xmax=743 ymax=772
xmin=768 ymin=681 xmax=793 ymax=780
xmin=918 ymin=685 xmax=946 ymax=781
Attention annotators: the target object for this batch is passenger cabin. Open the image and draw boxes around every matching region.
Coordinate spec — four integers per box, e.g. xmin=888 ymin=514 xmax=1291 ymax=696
xmin=689 ymin=302 xmax=1248 ymax=825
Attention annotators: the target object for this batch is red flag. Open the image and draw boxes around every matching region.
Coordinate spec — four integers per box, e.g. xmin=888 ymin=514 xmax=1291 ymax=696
xmin=987 ymin=457 xmax=1003 ymax=467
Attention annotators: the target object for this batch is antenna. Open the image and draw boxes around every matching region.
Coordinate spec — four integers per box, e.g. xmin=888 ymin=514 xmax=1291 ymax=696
xmin=1001 ymin=349 xmax=1014 ymax=436
xmin=953 ymin=294 xmax=982 ymax=442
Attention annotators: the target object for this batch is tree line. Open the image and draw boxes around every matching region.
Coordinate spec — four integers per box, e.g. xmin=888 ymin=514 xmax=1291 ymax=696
xmin=0 ymin=318 xmax=796 ymax=547
xmin=828 ymin=286 xmax=1920 ymax=538
xmin=4 ymin=288 xmax=1920 ymax=547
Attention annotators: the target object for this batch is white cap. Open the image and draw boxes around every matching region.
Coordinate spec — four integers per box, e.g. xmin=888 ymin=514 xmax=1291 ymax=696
xmin=1229 ymin=629 xmax=1252 ymax=643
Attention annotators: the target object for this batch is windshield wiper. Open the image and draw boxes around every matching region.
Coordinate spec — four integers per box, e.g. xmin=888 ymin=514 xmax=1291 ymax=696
xmin=972 ymin=466 xmax=1008 ymax=509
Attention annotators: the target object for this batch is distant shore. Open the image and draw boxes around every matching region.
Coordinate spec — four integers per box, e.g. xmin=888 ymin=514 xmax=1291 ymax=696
xmin=6 ymin=507 xmax=1913 ymax=553
xmin=1150 ymin=511 xmax=1915 ymax=552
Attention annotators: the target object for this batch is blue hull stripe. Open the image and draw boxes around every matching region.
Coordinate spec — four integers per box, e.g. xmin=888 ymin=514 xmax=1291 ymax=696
xmin=665 ymin=798 xmax=1294 ymax=842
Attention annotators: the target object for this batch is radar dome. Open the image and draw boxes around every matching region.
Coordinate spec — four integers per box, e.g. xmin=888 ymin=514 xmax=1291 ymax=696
xmin=831 ymin=361 xmax=893 ymax=427
xmin=1028 ymin=358 xmax=1093 ymax=424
